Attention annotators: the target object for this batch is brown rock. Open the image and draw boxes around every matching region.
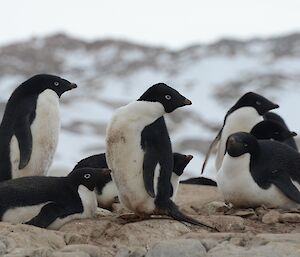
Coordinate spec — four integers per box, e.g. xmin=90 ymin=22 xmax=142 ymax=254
xmin=279 ymin=213 xmax=300 ymax=223
xmin=262 ymin=210 xmax=280 ymax=224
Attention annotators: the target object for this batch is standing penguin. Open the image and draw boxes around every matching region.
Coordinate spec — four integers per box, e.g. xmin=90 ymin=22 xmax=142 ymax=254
xmin=72 ymin=152 xmax=193 ymax=209
xmin=264 ymin=112 xmax=298 ymax=150
xmin=217 ymin=132 xmax=300 ymax=209
xmin=106 ymin=83 xmax=213 ymax=228
xmin=0 ymin=74 xmax=77 ymax=181
xmin=201 ymin=92 xmax=279 ymax=174
xmin=0 ymin=167 xmax=110 ymax=229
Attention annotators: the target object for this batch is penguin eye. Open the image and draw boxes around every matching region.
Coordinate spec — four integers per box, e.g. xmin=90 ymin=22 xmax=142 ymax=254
xmin=54 ymin=81 xmax=59 ymax=86
xmin=84 ymin=173 xmax=91 ymax=179
xmin=274 ymin=132 xmax=279 ymax=135
xmin=165 ymin=95 xmax=172 ymax=100
xmin=244 ymin=143 xmax=248 ymax=147
xmin=256 ymin=101 xmax=261 ymax=105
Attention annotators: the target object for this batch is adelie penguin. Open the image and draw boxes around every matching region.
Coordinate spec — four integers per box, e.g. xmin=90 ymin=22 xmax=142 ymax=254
xmin=0 ymin=167 xmax=110 ymax=229
xmin=184 ymin=119 xmax=296 ymax=187
xmin=217 ymin=132 xmax=300 ymax=209
xmin=0 ymin=74 xmax=77 ymax=181
xmin=201 ymin=92 xmax=279 ymax=175
xmin=264 ymin=112 xmax=298 ymax=150
xmin=73 ymin=152 xmax=193 ymax=209
xmin=105 ymin=83 xmax=214 ymax=228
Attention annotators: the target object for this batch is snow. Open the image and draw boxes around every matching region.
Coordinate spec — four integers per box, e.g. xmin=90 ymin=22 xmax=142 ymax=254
xmin=1 ymin=37 xmax=300 ymax=180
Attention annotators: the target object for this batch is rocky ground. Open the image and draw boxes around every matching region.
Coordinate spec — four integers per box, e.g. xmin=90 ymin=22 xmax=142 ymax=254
xmin=1 ymin=185 xmax=300 ymax=257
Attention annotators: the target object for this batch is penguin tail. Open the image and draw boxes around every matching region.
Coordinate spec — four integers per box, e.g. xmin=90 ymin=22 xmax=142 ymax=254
xmin=161 ymin=200 xmax=218 ymax=231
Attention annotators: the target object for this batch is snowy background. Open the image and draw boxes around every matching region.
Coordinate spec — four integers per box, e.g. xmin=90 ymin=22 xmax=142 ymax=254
xmin=1 ymin=33 xmax=300 ymax=179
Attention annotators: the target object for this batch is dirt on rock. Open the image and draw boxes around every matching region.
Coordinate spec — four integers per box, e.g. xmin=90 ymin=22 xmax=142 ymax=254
xmin=1 ymin=185 xmax=300 ymax=257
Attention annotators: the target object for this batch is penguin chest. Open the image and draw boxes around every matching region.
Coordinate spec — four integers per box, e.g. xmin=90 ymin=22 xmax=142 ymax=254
xmin=10 ymin=90 xmax=60 ymax=178
xmin=96 ymin=181 xmax=118 ymax=209
xmin=216 ymin=107 xmax=263 ymax=171
xmin=48 ymin=185 xmax=97 ymax=229
xmin=217 ymin=153 xmax=300 ymax=209
xmin=106 ymin=124 xmax=155 ymax=214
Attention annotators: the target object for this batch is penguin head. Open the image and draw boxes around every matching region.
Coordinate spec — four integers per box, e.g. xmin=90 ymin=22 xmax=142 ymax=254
xmin=228 ymin=92 xmax=279 ymax=116
xmin=138 ymin=83 xmax=192 ymax=113
xmin=226 ymin=132 xmax=259 ymax=157
xmin=251 ymin=120 xmax=297 ymax=141
xmin=68 ymin=167 xmax=111 ymax=191
xmin=20 ymin=74 xmax=77 ymax=97
xmin=173 ymin=153 xmax=193 ymax=176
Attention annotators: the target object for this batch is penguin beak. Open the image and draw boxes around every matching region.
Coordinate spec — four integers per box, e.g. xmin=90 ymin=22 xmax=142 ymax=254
xmin=68 ymin=83 xmax=77 ymax=89
xmin=183 ymin=98 xmax=192 ymax=106
xmin=185 ymin=155 xmax=193 ymax=161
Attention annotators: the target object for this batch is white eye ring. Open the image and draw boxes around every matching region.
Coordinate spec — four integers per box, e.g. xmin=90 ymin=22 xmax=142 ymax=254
xmin=84 ymin=174 xmax=91 ymax=179
xmin=244 ymin=144 xmax=248 ymax=147
xmin=165 ymin=95 xmax=171 ymax=100
xmin=256 ymin=101 xmax=261 ymax=105
xmin=54 ymin=81 xmax=59 ymax=86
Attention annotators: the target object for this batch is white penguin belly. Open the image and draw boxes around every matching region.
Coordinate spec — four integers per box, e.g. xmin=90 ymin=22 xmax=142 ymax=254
xmin=217 ymin=153 xmax=300 ymax=209
xmin=96 ymin=181 xmax=118 ymax=208
xmin=48 ymin=185 xmax=97 ymax=230
xmin=216 ymin=107 xmax=263 ymax=171
xmin=2 ymin=202 xmax=50 ymax=224
xmin=106 ymin=102 xmax=165 ymax=214
xmin=107 ymin=133 xmax=155 ymax=214
xmin=10 ymin=89 xmax=60 ymax=178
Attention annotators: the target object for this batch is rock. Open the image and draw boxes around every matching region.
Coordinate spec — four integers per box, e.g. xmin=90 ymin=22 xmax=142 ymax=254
xmin=207 ymin=215 xmax=245 ymax=232
xmin=146 ymin=239 xmax=206 ymax=257
xmin=59 ymin=244 xmax=103 ymax=257
xmin=226 ymin=208 xmax=257 ymax=219
xmin=207 ymin=241 xmax=300 ymax=257
xmin=51 ymin=252 xmax=90 ymax=257
xmin=279 ymin=213 xmax=300 ymax=223
xmin=262 ymin=210 xmax=280 ymax=224
xmin=200 ymin=201 xmax=231 ymax=215
xmin=115 ymin=246 xmax=146 ymax=257
xmin=4 ymin=247 xmax=52 ymax=257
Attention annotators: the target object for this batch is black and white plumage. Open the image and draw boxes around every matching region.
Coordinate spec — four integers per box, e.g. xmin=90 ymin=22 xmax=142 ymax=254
xmin=105 ymin=83 xmax=211 ymax=227
xmin=0 ymin=167 xmax=110 ymax=229
xmin=195 ymin=119 xmax=296 ymax=187
xmin=73 ymin=152 xmax=193 ymax=208
xmin=217 ymin=132 xmax=300 ymax=209
xmin=0 ymin=74 xmax=77 ymax=181
xmin=201 ymin=92 xmax=279 ymax=174
xmin=263 ymin=112 xmax=298 ymax=150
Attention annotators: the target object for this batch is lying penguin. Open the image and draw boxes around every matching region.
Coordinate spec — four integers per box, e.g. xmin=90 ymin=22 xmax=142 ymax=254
xmin=217 ymin=132 xmax=300 ymax=209
xmin=73 ymin=152 xmax=193 ymax=209
xmin=201 ymin=92 xmax=279 ymax=175
xmin=0 ymin=167 xmax=110 ymax=229
xmin=186 ymin=119 xmax=296 ymax=186
xmin=264 ymin=111 xmax=298 ymax=150
xmin=0 ymin=74 xmax=77 ymax=181
xmin=106 ymin=83 xmax=213 ymax=229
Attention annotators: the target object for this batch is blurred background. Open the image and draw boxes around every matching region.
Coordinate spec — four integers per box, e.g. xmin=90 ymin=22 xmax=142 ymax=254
xmin=1 ymin=0 xmax=300 ymax=179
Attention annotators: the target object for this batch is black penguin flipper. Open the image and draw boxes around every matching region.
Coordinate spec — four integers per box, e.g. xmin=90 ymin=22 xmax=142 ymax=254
xmin=201 ymin=128 xmax=222 ymax=174
xmin=26 ymin=202 xmax=82 ymax=228
xmin=143 ymin=149 xmax=159 ymax=198
xmin=269 ymin=173 xmax=300 ymax=204
xmin=15 ymin=117 xmax=33 ymax=170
